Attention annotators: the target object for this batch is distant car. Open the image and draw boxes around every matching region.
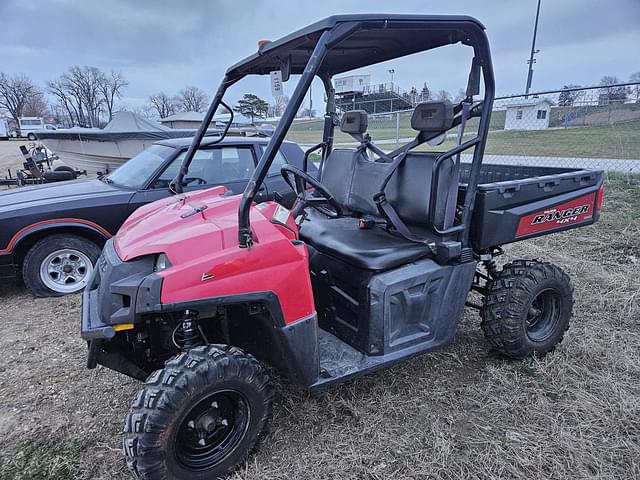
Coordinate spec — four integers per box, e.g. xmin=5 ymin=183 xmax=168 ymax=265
xmin=0 ymin=136 xmax=312 ymax=297
xmin=17 ymin=117 xmax=45 ymax=140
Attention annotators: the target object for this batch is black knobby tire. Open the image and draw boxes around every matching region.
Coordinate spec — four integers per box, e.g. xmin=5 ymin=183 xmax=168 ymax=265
xmin=480 ymin=259 xmax=574 ymax=359
xmin=123 ymin=345 xmax=274 ymax=480
xmin=22 ymin=234 xmax=102 ymax=297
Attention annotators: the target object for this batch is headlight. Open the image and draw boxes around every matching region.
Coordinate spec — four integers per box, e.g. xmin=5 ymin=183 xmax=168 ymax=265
xmin=154 ymin=253 xmax=172 ymax=272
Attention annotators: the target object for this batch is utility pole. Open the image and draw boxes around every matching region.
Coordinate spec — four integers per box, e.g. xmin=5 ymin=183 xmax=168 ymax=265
xmin=525 ymin=0 xmax=542 ymax=97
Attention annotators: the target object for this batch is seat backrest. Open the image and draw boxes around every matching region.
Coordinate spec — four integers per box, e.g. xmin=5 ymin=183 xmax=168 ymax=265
xmin=321 ymin=150 xmax=455 ymax=231
xmin=320 ymin=103 xmax=459 ymax=232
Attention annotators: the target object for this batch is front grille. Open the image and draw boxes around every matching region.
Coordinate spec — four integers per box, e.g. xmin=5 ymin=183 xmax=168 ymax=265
xmin=93 ymin=240 xmax=155 ymax=325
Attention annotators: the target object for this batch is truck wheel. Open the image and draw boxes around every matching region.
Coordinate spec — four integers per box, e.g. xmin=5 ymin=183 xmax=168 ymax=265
xmin=27 ymin=133 xmax=36 ymax=140
xmin=22 ymin=234 xmax=101 ymax=297
xmin=480 ymin=259 xmax=574 ymax=359
xmin=123 ymin=345 xmax=273 ymax=480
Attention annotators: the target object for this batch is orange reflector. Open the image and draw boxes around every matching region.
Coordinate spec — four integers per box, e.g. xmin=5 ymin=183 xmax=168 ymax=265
xmin=113 ymin=323 xmax=134 ymax=331
xmin=258 ymin=39 xmax=272 ymax=49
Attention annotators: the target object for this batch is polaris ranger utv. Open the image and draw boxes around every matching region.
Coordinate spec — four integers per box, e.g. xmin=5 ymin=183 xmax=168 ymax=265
xmin=81 ymin=15 xmax=604 ymax=479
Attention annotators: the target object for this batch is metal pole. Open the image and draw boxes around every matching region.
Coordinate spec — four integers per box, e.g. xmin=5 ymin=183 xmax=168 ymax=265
xmin=525 ymin=0 xmax=541 ymax=97
xmin=395 ymin=112 xmax=400 ymax=145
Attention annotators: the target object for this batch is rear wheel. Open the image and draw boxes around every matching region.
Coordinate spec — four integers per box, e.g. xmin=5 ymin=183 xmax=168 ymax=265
xmin=480 ymin=259 xmax=574 ymax=358
xmin=22 ymin=234 xmax=101 ymax=297
xmin=123 ymin=345 xmax=273 ymax=480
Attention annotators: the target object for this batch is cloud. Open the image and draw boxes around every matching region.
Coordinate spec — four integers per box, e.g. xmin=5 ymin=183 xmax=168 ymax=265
xmin=0 ymin=0 xmax=638 ymax=110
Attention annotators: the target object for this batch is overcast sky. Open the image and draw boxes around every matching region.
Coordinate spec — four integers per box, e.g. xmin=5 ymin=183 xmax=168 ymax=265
xmin=0 ymin=0 xmax=638 ymax=112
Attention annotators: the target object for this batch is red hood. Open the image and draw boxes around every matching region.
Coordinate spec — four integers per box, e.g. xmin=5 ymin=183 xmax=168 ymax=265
xmin=113 ymin=185 xmax=313 ymax=324
xmin=115 ymin=186 xmax=238 ymax=262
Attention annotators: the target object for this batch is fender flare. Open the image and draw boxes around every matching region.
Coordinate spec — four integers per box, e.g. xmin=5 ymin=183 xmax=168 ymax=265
xmin=158 ymin=291 xmax=320 ymax=388
xmin=0 ymin=218 xmax=112 ymax=256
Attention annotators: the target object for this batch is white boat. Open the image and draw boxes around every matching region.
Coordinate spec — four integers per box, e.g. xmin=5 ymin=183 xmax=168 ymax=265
xmin=35 ymin=112 xmax=199 ymax=174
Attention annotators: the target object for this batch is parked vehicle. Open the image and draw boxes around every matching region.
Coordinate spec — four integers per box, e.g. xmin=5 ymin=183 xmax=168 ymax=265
xmin=80 ymin=15 xmax=604 ymax=480
xmin=36 ymin=112 xmax=195 ymax=174
xmin=36 ymin=111 xmax=274 ymax=175
xmin=16 ymin=117 xmax=45 ymax=140
xmin=0 ymin=136 xmax=307 ymax=297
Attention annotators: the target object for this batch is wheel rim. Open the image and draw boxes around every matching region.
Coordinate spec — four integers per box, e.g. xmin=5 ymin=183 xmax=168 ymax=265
xmin=39 ymin=248 xmax=93 ymax=293
xmin=525 ymin=288 xmax=562 ymax=342
xmin=175 ymin=390 xmax=250 ymax=471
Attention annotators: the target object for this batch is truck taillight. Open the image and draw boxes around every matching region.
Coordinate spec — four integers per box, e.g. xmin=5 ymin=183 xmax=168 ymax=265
xmin=596 ymin=184 xmax=605 ymax=211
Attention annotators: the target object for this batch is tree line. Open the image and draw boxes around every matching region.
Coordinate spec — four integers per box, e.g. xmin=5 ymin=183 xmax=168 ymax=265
xmin=558 ymin=75 xmax=640 ymax=106
xmin=1 ymin=67 xmax=639 ymax=129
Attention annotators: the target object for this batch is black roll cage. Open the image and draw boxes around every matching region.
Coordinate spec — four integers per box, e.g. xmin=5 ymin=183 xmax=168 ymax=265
xmin=174 ymin=15 xmax=495 ymax=250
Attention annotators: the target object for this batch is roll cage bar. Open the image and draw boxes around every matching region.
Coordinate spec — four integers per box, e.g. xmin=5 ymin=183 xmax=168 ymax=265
xmin=174 ymin=14 xmax=495 ymax=249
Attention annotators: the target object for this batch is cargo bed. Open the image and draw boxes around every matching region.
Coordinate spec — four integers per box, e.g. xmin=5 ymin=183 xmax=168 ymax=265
xmin=459 ymin=163 xmax=604 ymax=250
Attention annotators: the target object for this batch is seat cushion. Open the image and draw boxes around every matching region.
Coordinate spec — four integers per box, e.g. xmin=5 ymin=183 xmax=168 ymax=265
xmin=299 ymin=216 xmax=432 ymax=271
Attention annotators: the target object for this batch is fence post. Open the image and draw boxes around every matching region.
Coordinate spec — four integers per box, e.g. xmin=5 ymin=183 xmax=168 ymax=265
xmin=396 ymin=112 xmax=400 ymax=145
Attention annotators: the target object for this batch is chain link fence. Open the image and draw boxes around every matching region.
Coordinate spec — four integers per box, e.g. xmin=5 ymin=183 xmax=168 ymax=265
xmin=286 ymin=82 xmax=640 ymax=174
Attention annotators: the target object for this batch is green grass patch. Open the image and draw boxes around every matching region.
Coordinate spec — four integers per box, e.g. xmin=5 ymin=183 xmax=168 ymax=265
xmin=284 ymin=117 xmax=640 ymax=160
xmin=0 ymin=438 xmax=84 ymax=480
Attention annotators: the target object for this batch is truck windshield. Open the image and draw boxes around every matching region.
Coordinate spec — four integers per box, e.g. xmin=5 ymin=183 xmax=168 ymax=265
xmin=106 ymin=145 xmax=176 ymax=189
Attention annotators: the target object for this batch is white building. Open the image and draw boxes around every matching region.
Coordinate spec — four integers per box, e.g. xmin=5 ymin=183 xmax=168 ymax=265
xmin=334 ymin=75 xmax=371 ymax=94
xmin=504 ymin=98 xmax=554 ymax=131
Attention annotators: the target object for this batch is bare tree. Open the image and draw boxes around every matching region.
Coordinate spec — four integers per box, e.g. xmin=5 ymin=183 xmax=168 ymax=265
xmin=557 ymin=84 xmax=584 ymax=107
xmin=0 ymin=72 xmax=40 ymax=124
xmin=454 ymin=88 xmax=466 ymax=103
xmin=48 ymin=66 xmax=108 ymax=127
xmin=48 ymin=79 xmax=79 ymax=126
xmin=177 ymin=86 xmax=209 ymax=112
xmin=269 ymin=95 xmax=290 ymax=117
xmin=98 ymin=70 xmax=128 ymax=121
xmin=23 ymin=92 xmax=49 ymax=118
xmin=435 ymin=89 xmax=452 ymax=102
xmin=148 ymin=92 xmax=177 ymax=119
xmin=598 ymin=76 xmax=629 ymax=105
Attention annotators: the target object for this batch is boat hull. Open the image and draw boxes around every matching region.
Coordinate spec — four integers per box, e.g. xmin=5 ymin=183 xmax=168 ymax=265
xmin=39 ymin=137 xmax=162 ymax=174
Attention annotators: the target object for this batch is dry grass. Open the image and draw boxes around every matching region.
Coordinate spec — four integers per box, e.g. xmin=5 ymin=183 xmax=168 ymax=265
xmin=0 ymin=143 xmax=638 ymax=478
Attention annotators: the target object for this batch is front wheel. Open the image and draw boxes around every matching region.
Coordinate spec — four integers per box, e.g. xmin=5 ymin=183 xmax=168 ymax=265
xmin=22 ymin=234 xmax=101 ymax=297
xmin=27 ymin=133 xmax=36 ymax=140
xmin=481 ymin=259 xmax=574 ymax=359
xmin=123 ymin=345 xmax=273 ymax=480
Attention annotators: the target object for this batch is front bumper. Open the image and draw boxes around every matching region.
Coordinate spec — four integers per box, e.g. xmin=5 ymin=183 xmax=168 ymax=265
xmin=81 ymin=239 xmax=162 ymax=341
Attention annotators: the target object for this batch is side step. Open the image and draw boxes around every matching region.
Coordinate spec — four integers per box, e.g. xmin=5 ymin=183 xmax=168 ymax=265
xmin=311 ymin=328 xmax=448 ymax=390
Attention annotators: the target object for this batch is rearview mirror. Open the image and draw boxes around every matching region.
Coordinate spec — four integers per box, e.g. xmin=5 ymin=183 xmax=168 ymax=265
xmin=280 ymin=55 xmax=291 ymax=82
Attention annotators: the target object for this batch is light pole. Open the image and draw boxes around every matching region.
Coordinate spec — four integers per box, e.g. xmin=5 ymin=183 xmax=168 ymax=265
xmin=525 ymin=0 xmax=542 ymax=97
xmin=388 ymin=69 xmax=395 ymax=86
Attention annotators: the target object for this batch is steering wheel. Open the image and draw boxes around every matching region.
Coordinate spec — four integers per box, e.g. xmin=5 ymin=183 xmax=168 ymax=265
xmin=280 ymin=164 xmax=343 ymax=218
xmin=183 ymin=176 xmax=207 ymax=186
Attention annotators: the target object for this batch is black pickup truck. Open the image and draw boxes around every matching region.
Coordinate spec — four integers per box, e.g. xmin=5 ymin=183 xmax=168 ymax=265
xmin=0 ymin=137 xmax=309 ymax=297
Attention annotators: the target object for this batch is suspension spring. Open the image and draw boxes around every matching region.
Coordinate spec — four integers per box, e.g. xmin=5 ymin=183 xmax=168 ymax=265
xmin=179 ymin=310 xmax=199 ymax=350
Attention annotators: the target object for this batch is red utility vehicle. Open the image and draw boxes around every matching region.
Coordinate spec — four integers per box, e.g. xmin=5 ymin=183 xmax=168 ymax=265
xmin=81 ymin=15 xmax=604 ymax=480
